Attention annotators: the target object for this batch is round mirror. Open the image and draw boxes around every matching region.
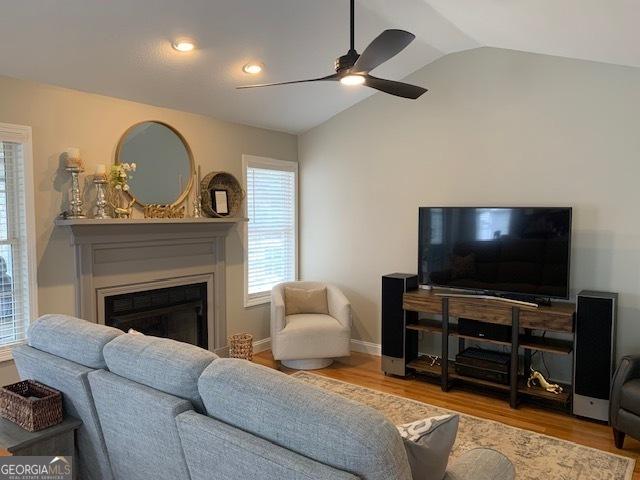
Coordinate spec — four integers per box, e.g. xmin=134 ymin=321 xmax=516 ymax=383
xmin=116 ymin=121 xmax=194 ymax=206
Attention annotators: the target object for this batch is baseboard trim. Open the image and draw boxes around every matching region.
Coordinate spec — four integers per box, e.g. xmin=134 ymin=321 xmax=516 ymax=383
xmin=215 ymin=337 xmax=272 ymax=357
xmin=250 ymin=338 xmax=382 ymax=356
xmin=347 ymin=339 xmax=447 ymax=360
xmin=350 ymin=339 xmax=381 ymax=356
xmin=213 ymin=345 xmax=229 ymax=357
xmin=253 ymin=337 xmax=272 ymax=354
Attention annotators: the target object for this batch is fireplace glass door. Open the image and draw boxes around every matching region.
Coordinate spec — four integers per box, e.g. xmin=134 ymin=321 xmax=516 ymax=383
xmin=104 ymin=283 xmax=207 ymax=349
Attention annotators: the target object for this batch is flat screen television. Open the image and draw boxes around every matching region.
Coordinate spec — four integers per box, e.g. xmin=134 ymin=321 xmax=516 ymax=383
xmin=418 ymin=207 xmax=572 ymax=300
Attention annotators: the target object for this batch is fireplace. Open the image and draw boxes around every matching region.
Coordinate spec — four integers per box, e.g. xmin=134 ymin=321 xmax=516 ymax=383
xmin=104 ymin=283 xmax=208 ymax=349
xmin=59 ymin=219 xmax=235 ymax=355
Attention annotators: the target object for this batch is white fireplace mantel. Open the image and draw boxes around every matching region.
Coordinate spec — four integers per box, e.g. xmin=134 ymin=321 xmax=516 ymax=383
xmin=55 ymin=217 xmax=247 ymax=355
xmin=55 ymin=217 xmax=247 ymax=241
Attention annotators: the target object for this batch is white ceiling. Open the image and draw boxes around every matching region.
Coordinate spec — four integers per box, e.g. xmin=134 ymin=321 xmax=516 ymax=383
xmin=0 ymin=1 xmax=637 ymax=133
xmin=424 ymin=0 xmax=640 ymax=70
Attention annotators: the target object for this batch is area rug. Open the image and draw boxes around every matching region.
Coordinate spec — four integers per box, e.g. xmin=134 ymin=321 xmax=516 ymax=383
xmin=292 ymin=372 xmax=635 ymax=480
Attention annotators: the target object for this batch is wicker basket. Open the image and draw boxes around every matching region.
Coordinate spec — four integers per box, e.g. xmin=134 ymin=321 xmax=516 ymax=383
xmin=200 ymin=171 xmax=244 ymax=218
xmin=0 ymin=380 xmax=63 ymax=432
xmin=228 ymin=333 xmax=253 ymax=361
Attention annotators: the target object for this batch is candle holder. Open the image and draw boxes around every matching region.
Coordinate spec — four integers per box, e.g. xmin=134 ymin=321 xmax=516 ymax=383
xmin=192 ymin=166 xmax=203 ymax=218
xmin=192 ymin=192 xmax=202 ymax=218
xmin=65 ymin=166 xmax=86 ymax=218
xmin=93 ymin=176 xmax=110 ymax=219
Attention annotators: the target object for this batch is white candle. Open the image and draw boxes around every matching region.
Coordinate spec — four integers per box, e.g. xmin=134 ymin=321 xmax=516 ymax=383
xmin=95 ymin=164 xmax=106 ymax=176
xmin=64 ymin=147 xmax=83 ymax=169
xmin=65 ymin=147 xmax=80 ymax=159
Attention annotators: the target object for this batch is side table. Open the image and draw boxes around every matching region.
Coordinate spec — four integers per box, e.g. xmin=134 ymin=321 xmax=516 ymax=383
xmin=0 ymin=416 xmax=82 ymax=478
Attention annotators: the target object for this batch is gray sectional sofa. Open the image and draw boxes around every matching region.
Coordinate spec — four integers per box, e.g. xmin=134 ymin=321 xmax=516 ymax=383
xmin=12 ymin=314 xmax=514 ymax=480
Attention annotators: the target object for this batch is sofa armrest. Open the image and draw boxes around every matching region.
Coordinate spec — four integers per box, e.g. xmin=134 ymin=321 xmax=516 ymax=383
xmin=611 ymin=355 xmax=640 ymax=425
xmin=326 ymin=285 xmax=351 ymax=329
xmin=270 ymin=284 xmax=286 ymax=338
xmin=445 ymin=448 xmax=515 ymax=480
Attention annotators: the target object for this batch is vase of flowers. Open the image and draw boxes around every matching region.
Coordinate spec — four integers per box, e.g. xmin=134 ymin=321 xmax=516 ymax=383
xmin=108 ymin=163 xmax=136 ymax=218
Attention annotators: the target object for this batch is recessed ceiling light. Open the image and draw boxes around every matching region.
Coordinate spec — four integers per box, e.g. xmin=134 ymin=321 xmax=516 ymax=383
xmin=242 ymin=63 xmax=263 ymax=75
xmin=172 ymin=40 xmax=195 ymax=52
xmin=340 ymin=74 xmax=365 ymax=86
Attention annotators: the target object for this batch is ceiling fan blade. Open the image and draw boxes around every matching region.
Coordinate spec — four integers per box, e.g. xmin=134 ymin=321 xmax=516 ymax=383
xmin=352 ymin=29 xmax=415 ymax=73
xmin=363 ymin=75 xmax=427 ymax=99
xmin=237 ymin=74 xmax=337 ymax=89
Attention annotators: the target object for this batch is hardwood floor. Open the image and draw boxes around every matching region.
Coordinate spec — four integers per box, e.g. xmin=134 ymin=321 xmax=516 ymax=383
xmin=255 ymin=350 xmax=640 ymax=479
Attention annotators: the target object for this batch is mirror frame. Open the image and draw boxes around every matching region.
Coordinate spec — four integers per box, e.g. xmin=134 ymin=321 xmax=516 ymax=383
xmin=115 ymin=120 xmax=195 ymax=208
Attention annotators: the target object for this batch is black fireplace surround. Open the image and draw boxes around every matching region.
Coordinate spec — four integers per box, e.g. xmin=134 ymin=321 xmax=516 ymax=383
xmin=104 ymin=283 xmax=208 ymax=349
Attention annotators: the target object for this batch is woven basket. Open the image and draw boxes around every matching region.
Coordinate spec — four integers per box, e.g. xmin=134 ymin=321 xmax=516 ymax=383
xmin=0 ymin=380 xmax=63 ymax=432
xmin=200 ymin=171 xmax=244 ymax=218
xmin=228 ymin=333 xmax=253 ymax=361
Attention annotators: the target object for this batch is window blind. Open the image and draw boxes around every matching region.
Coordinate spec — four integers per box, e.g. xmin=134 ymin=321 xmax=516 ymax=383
xmin=0 ymin=141 xmax=31 ymax=348
xmin=246 ymin=165 xmax=296 ymax=299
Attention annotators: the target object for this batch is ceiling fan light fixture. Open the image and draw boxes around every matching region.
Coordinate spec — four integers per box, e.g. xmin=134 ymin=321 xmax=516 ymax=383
xmin=236 ymin=0 xmax=426 ymax=99
xmin=172 ymin=40 xmax=195 ymax=52
xmin=242 ymin=63 xmax=264 ymax=75
xmin=340 ymin=74 xmax=365 ymax=86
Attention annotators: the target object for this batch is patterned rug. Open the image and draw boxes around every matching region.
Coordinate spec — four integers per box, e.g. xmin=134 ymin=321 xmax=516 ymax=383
xmin=292 ymin=372 xmax=635 ymax=480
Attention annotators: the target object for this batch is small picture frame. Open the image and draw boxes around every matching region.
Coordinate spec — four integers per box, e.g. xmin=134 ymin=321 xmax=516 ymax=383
xmin=212 ymin=189 xmax=229 ymax=215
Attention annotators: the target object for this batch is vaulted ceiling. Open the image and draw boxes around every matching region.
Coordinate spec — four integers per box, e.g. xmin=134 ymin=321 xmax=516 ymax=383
xmin=0 ymin=1 xmax=637 ymax=133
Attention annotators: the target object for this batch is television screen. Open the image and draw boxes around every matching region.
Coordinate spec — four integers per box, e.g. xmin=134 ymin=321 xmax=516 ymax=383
xmin=418 ymin=207 xmax=572 ymax=299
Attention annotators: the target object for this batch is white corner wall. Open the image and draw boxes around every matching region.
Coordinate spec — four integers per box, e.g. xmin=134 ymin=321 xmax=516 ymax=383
xmin=299 ymin=47 xmax=640 ymax=379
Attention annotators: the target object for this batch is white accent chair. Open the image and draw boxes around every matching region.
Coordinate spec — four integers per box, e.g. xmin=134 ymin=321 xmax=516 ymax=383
xmin=271 ymin=281 xmax=351 ymax=370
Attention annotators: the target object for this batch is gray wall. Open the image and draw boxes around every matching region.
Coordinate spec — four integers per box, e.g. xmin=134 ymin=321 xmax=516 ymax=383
xmin=0 ymin=75 xmax=297 ymax=383
xmin=299 ymin=47 xmax=640 ymax=382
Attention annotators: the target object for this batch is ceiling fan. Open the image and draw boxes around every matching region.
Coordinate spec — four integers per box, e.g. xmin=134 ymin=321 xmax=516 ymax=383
xmin=237 ymin=0 xmax=427 ymax=99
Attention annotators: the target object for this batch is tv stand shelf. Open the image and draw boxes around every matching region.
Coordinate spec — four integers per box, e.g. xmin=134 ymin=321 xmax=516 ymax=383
xmin=406 ymin=355 xmax=572 ymax=403
xmin=406 ymin=321 xmax=573 ymax=354
xmin=402 ymin=289 xmax=576 ymax=410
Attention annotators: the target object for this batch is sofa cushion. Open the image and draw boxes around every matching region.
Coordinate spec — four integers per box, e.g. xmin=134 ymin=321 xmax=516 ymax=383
xmin=27 ymin=314 xmax=122 ymax=369
xmin=88 ymin=370 xmax=192 ymax=480
xmin=176 ymin=411 xmax=359 ymax=480
xmin=621 ymin=379 xmax=640 ymax=416
xmin=284 ymin=313 xmax=343 ymax=333
xmin=103 ymin=334 xmax=217 ymax=412
xmin=444 ymin=448 xmax=515 ymax=480
xmin=277 ymin=314 xmax=351 ymax=359
xmin=285 ymin=286 xmax=329 ymax=315
xmin=198 ymin=358 xmax=412 ymax=480
xmin=397 ymin=414 xmax=459 ymax=480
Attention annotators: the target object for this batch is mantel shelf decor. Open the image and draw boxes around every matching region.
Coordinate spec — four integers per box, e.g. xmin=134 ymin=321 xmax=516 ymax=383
xmin=55 ymin=217 xmax=247 ymax=227
xmin=201 ymin=171 xmax=244 ymax=218
xmin=108 ymin=162 xmax=136 ymax=218
xmin=63 ymin=147 xmax=86 ymax=219
xmin=143 ymin=204 xmax=186 ymax=219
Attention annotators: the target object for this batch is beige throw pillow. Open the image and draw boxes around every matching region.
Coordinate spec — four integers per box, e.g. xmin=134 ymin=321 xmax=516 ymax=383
xmin=284 ymin=286 xmax=329 ymax=316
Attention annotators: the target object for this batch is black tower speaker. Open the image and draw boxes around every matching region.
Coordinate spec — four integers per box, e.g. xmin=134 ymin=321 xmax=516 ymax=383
xmin=381 ymin=273 xmax=418 ymax=376
xmin=573 ymin=290 xmax=618 ymax=421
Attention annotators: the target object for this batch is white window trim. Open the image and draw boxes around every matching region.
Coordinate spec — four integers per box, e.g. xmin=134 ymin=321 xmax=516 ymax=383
xmin=242 ymin=155 xmax=298 ymax=308
xmin=0 ymin=123 xmax=38 ymax=362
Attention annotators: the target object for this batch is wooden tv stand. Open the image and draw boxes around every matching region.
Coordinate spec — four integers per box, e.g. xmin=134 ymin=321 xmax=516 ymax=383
xmin=402 ymin=289 xmax=576 ymax=410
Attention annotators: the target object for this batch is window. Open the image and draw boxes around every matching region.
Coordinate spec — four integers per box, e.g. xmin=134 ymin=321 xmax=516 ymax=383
xmin=0 ymin=123 xmax=37 ymax=360
xmin=243 ymin=155 xmax=297 ymax=306
xmin=476 ymin=208 xmax=513 ymax=241
xmin=429 ymin=208 xmax=443 ymax=245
